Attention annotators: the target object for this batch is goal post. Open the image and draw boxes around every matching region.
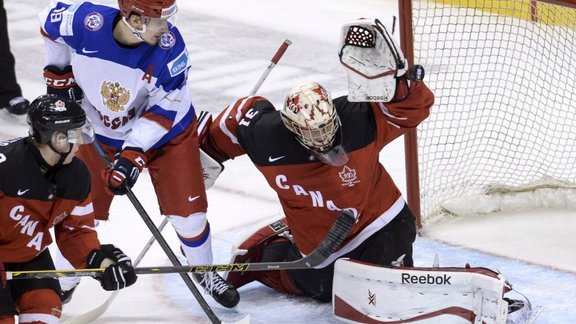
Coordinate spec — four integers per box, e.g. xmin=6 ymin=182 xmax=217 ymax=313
xmin=400 ymin=0 xmax=576 ymax=228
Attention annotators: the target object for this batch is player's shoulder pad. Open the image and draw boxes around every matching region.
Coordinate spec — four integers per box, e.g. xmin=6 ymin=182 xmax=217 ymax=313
xmin=333 ymin=96 xmax=377 ymax=151
xmin=246 ymin=96 xmax=276 ymax=115
xmin=154 ymin=26 xmax=187 ymax=78
xmin=40 ymin=1 xmax=114 ymax=44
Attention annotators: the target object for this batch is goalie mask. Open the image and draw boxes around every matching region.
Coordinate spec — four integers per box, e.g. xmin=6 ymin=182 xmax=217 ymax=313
xmin=281 ymin=82 xmax=349 ymax=166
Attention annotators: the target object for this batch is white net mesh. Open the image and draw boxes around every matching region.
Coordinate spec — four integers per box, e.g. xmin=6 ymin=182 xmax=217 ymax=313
xmin=412 ymin=0 xmax=576 ymax=224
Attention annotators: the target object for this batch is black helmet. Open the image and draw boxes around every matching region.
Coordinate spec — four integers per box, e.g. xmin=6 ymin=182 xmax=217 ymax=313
xmin=27 ymin=94 xmax=86 ymax=144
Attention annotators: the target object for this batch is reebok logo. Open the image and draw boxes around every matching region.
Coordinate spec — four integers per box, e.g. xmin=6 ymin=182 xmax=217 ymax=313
xmin=268 ymin=155 xmax=285 ymax=163
xmin=401 ymin=273 xmax=452 ymax=285
xmin=81 ymin=47 xmax=98 ymax=54
xmin=17 ymin=189 xmax=30 ymax=196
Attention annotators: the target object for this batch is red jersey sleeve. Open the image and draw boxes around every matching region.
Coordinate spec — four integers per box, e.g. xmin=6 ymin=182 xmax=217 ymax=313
xmin=371 ymin=81 xmax=435 ymax=149
xmin=207 ymin=96 xmax=268 ymax=160
xmin=54 ymin=197 xmax=100 ymax=269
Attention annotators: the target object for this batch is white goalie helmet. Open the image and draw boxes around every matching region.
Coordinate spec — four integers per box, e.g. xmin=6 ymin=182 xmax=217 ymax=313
xmin=281 ymin=82 xmax=340 ymax=153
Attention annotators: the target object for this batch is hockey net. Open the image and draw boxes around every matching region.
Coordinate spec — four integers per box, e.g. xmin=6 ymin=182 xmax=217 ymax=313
xmin=407 ymin=0 xmax=576 ymax=225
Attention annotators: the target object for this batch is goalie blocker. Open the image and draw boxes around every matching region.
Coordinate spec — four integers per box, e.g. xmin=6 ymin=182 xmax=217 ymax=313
xmin=333 ymin=259 xmax=536 ymax=324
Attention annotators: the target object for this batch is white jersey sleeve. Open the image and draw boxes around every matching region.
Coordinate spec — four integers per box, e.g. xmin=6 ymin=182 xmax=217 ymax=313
xmin=39 ymin=1 xmax=196 ymax=152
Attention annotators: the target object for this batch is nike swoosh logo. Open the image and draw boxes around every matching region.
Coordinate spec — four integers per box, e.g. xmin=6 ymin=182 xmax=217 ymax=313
xmin=188 ymin=195 xmax=200 ymax=202
xmin=82 ymin=47 xmax=99 ymax=54
xmin=17 ymin=189 xmax=30 ymax=196
xmin=268 ymin=155 xmax=285 ymax=163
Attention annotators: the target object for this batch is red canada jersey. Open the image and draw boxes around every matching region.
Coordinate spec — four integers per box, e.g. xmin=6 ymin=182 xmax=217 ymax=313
xmin=207 ymin=82 xmax=434 ymax=254
xmin=0 ymin=138 xmax=100 ymax=268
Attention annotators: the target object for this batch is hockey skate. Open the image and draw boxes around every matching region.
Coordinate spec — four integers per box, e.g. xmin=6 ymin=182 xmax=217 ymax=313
xmin=2 ymin=96 xmax=29 ymax=115
xmin=60 ymin=280 xmax=81 ymax=305
xmin=505 ymin=297 xmax=543 ymax=324
xmin=193 ymin=272 xmax=240 ymax=308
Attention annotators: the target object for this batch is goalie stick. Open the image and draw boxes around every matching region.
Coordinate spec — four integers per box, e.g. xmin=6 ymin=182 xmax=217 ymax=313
xmin=249 ymin=39 xmax=291 ymax=96
xmin=5 ymin=210 xmax=355 ymax=280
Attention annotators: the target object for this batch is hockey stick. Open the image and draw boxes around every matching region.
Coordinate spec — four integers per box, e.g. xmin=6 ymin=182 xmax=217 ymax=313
xmin=6 ymin=210 xmax=355 ymax=280
xmin=76 ymin=39 xmax=293 ymax=323
xmin=62 ymin=218 xmax=170 ymax=324
xmin=91 ymin=141 xmax=222 ymax=324
xmin=249 ymin=39 xmax=291 ymax=96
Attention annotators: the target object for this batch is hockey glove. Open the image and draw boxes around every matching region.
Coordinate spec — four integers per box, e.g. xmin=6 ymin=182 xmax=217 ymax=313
xmin=197 ymin=111 xmax=225 ymax=189
xmin=43 ymin=65 xmax=83 ymax=102
xmin=339 ymin=18 xmax=408 ymax=102
xmin=87 ymin=244 xmax=137 ymax=291
xmin=106 ymin=147 xmax=147 ymax=195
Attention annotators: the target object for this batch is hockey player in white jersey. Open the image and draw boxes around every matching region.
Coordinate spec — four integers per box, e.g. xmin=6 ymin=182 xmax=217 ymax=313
xmin=38 ymin=0 xmax=239 ymax=308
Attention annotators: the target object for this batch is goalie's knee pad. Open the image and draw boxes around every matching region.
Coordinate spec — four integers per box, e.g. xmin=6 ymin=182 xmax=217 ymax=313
xmin=225 ymin=217 xmax=301 ymax=294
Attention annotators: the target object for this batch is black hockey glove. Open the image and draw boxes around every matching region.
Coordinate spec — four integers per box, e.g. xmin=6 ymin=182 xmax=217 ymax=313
xmin=87 ymin=244 xmax=137 ymax=291
xmin=43 ymin=65 xmax=83 ymax=102
xmin=106 ymin=147 xmax=147 ymax=195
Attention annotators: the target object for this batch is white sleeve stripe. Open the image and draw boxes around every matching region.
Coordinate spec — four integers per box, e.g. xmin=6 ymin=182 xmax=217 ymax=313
xmin=234 ymin=97 xmax=253 ymax=122
xmin=71 ymin=203 xmax=94 ymax=217
xmin=63 ymin=225 xmax=96 ymax=231
xmin=19 ymin=313 xmax=60 ymax=324
xmin=219 ymin=98 xmax=247 ymax=145
xmin=377 ymin=102 xmax=407 ymax=120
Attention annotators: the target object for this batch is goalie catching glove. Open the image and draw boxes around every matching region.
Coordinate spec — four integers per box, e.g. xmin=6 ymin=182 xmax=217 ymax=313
xmin=87 ymin=244 xmax=137 ymax=291
xmin=339 ymin=18 xmax=421 ymax=103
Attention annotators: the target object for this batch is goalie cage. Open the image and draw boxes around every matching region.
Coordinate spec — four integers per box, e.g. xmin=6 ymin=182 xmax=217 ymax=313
xmin=400 ymin=0 xmax=576 ymax=226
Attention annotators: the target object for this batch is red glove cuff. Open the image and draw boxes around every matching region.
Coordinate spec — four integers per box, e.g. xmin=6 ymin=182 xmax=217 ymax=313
xmin=43 ymin=65 xmax=77 ymax=90
xmin=119 ymin=148 xmax=147 ymax=172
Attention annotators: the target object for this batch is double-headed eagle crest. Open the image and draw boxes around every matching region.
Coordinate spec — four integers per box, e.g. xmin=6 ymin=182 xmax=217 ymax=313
xmin=101 ymin=81 xmax=130 ymax=112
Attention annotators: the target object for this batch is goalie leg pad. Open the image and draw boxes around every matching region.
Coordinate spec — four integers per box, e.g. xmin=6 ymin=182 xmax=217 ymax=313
xmin=225 ymin=218 xmax=302 ymax=295
xmin=333 ymin=259 xmax=509 ymax=324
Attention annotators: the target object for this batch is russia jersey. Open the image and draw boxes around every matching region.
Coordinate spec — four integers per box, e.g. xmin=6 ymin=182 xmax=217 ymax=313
xmin=39 ymin=1 xmax=195 ymax=151
xmin=207 ymin=82 xmax=434 ymax=256
xmin=0 ymin=138 xmax=99 ymax=268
